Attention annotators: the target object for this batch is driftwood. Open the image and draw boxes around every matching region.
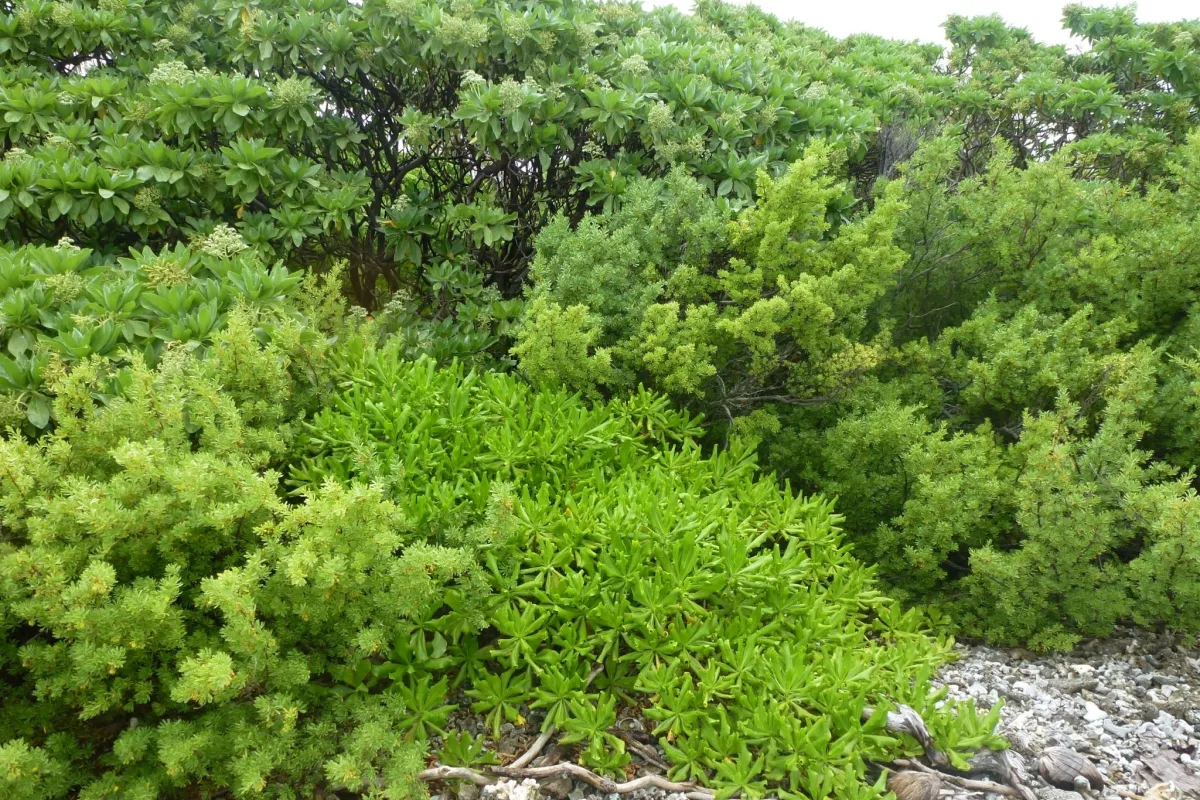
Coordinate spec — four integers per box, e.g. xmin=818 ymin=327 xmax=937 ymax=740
xmin=894 ymin=759 xmax=1027 ymax=799
xmin=1137 ymin=754 xmax=1200 ymax=799
xmin=869 ymin=704 xmax=1037 ymax=800
xmin=418 ymin=765 xmax=496 ymax=786
xmin=864 ymin=704 xmax=948 ymax=767
xmin=507 ymin=664 xmax=607 ymax=770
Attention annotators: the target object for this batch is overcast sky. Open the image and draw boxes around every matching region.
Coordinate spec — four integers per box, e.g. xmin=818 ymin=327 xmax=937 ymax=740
xmin=641 ymin=1 xmax=1200 ymax=48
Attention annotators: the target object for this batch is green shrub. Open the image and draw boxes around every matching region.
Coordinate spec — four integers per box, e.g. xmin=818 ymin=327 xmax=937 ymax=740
xmin=292 ymin=345 xmax=1003 ymax=800
xmin=0 ymin=235 xmax=308 ymax=431
xmin=792 ymin=135 xmax=1200 ymax=649
xmin=1 ymin=329 xmax=1004 ymax=799
xmin=514 ymin=144 xmax=906 ymax=413
xmin=0 ymin=316 xmax=510 ymax=799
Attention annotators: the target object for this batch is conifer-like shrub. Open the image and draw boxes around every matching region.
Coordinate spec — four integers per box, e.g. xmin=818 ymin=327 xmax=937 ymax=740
xmin=513 ymin=130 xmax=1200 ymax=651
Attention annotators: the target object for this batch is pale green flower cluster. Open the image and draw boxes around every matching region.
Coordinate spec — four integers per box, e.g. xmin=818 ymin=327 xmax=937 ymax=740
xmin=658 ymin=133 xmax=706 ymax=163
xmin=53 ymin=236 xmax=81 ymax=254
xmin=403 ymin=115 xmax=433 ymax=149
xmin=459 ymin=70 xmax=486 ymax=89
xmin=440 ymin=14 xmax=488 ymax=48
xmin=143 ymin=257 xmax=192 ymax=288
xmin=500 ymin=13 xmax=529 ymax=43
xmin=239 ymin=7 xmax=259 ymax=38
xmin=124 ymin=100 xmax=152 ymax=121
xmin=165 ymin=23 xmax=192 ymax=46
xmin=647 ymin=101 xmax=672 ymax=134
xmin=15 ymin=8 xmax=36 ymax=32
xmin=802 ymin=81 xmax=829 ymax=101
xmin=498 ymin=79 xmax=525 ymax=114
xmin=42 ymin=271 xmax=86 ymax=302
xmin=133 ymin=186 xmax=162 ymax=213
xmin=621 ymin=54 xmax=649 ymax=75
xmin=581 ymin=140 xmax=606 ymax=159
xmin=535 ymin=30 xmax=557 ymax=52
xmin=273 ymin=76 xmax=315 ymax=109
xmin=149 ymin=60 xmax=195 ymax=86
xmin=50 ymin=2 xmax=74 ymax=27
xmin=388 ymin=195 xmax=410 ymax=215
xmin=44 ymin=134 xmax=74 ymax=151
xmin=385 ymin=0 xmax=418 ymax=21
xmin=755 ymin=105 xmax=778 ymax=128
xmin=198 ymin=224 xmax=249 ymax=258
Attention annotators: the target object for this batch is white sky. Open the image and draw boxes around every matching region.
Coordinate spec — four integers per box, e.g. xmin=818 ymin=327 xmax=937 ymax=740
xmin=641 ymin=1 xmax=1200 ymax=48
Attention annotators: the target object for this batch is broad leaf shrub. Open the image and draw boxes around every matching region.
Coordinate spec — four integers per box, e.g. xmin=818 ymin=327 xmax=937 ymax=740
xmin=0 ymin=231 xmax=309 ymax=431
xmin=17 ymin=0 xmax=1194 ymax=307
xmin=0 ymin=36 xmax=370 ymax=259
xmin=291 ymin=345 xmax=1004 ymax=799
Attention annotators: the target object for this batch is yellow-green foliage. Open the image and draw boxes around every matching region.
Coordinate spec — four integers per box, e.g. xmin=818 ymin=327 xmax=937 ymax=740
xmin=789 ymin=135 xmax=1200 ymax=649
xmin=515 ymin=145 xmax=907 ymax=418
xmin=0 ymin=326 xmax=1005 ymax=799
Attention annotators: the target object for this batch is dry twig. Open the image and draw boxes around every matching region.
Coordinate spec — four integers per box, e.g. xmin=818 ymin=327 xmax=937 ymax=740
xmin=493 ymin=762 xmax=708 ymax=798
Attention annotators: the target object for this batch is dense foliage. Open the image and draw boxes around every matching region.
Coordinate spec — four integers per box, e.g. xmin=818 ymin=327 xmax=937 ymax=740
xmin=0 ymin=231 xmax=308 ymax=429
xmin=5 ymin=0 xmax=1200 ymax=797
xmin=514 ymin=123 xmax=1200 ymax=650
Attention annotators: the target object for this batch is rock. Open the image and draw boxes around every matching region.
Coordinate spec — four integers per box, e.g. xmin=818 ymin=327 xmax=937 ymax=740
xmin=1143 ymin=783 xmax=1182 ymax=800
xmin=458 ymin=785 xmax=482 ymax=800
xmin=1102 ymin=721 xmax=1134 ymax=739
xmin=483 ymin=781 xmax=540 ymax=800
xmin=1036 ymin=788 xmax=1084 ymax=800
xmin=1151 ymin=674 xmax=1179 ymax=687
xmin=540 ymin=775 xmax=573 ymax=799
xmin=1050 ymin=678 xmax=1100 ymax=694
xmin=1013 ymin=680 xmax=1038 ymax=697
xmin=1083 ymin=702 xmax=1108 ymax=722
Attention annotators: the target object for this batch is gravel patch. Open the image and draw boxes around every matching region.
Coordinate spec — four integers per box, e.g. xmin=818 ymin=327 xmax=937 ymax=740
xmin=935 ymin=629 xmax=1200 ymax=799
